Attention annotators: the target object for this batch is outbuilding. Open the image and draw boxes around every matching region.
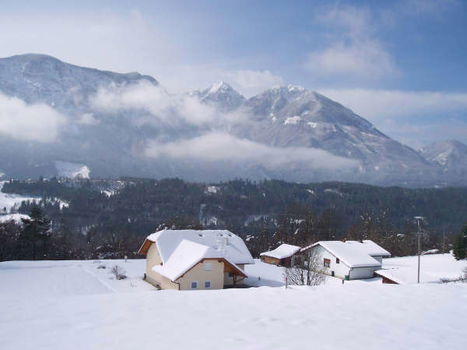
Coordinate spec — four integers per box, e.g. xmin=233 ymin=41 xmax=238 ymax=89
xmin=260 ymin=244 xmax=301 ymax=267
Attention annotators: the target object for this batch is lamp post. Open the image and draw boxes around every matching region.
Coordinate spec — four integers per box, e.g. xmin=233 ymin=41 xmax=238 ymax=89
xmin=414 ymin=216 xmax=424 ymax=284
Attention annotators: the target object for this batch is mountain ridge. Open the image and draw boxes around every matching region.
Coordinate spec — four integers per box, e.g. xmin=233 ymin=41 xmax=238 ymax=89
xmin=0 ymin=53 xmax=465 ymax=186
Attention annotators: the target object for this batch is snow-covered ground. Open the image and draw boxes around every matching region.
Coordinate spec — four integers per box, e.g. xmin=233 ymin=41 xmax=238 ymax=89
xmin=0 ymin=181 xmax=40 ymax=222
xmin=54 ymin=160 xmax=90 ymax=179
xmin=378 ymin=253 xmax=467 ymax=284
xmin=0 ymin=257 xmax=465 ymax=350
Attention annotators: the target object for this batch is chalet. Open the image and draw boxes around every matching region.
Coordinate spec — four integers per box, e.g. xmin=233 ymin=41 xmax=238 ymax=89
xmin=138 ymin=229 xmax=254 ymax=290
xmin=260 ymin=244 xmax=301 ymax=267
xmin=306 ymin=240 xmax=391 ymax=280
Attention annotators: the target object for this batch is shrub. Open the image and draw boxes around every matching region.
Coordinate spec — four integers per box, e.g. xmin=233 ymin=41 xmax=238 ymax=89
xmin=110 ymin=265 xmax=127 ymax=280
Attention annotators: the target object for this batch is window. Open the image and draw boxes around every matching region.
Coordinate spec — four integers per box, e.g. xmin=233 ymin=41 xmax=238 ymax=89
xmin=204 ymin=281 xmax=211 ymax=288
xmin=191 ymin=281 xmax=198 ymax=289
xmin=336 ymin=258 xmax=340 ymax=264
xmin=203 ymin=262 xmax=213 ymax=271
xmin=228 ymin=272 xmax=233 ymax=278
xmin=323 ymin=258 xmax=331 ymax=268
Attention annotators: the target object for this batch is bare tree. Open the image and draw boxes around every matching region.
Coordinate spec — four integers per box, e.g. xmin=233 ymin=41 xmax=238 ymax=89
xmin=110 ymin=265 xmax=127 ymax=280
xmin=284 ymin=251 xmax=325 ymax=286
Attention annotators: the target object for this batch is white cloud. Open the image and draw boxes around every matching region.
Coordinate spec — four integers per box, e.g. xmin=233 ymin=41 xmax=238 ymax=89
xmin=90 ymin=81 xmax=227 ymax=126
xmin=77 ymin=113 xmax=99 ymax=125
xmin=319 ymin=89 xmax=467 ymax=120
xmin=0 ymin=11 xmax=177 ymax=79
xmin=145 ymin=132 xmax=359 ymax=170
xmin=0 ymin=93 xmax=66 ymax=142
xmin=306 ymin=5 xmax=398 ymax=81
xmin=90 ymin=80 xmax=255 ymax=128
xmin=221 ymin=70 xmax=284 ymax=97
xmin=306 ymin=40 xmax=397 ymax=80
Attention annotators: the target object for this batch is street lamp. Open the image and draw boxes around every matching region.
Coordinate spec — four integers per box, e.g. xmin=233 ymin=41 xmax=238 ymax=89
xmin=414 ymin=216 xmax=424 ymax=284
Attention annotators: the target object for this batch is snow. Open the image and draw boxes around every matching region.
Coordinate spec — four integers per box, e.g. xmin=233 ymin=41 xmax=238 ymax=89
xmin=206 ymin=185 xmax=219 ymax=194
xmin=0 ymin=213 xmax=30 ymax=223
xmin=54 ymin=161 xmax=90 ymax=179
xmin=311 ymin=241 xmax=382 ymax=268
xmin=153 ymin=240 xmax=244 ymax=281
xmin=0 ymin=258 xmax=465 ymax=350
xmin=284 ymin=116 xmax=301 ymax=125
xmin=0 ymin=181 xmax=39 ymax=212
xmin=260 ymin=243 xmax=301 ymax=259
xmin=346 ymin=240 xmax=391 ymax=257
xmin=377 ymin=253 xmax=467 ymax=284
xmin=145 ymin=229 xmax=254 ymax=265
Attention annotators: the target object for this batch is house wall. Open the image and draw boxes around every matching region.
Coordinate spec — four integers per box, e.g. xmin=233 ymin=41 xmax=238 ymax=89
xmin=309 ymin=245 xmax=351 ymax=279
xmin=260 ymin=256 xmax=281 ymax=265
xmin=177 ymin=259 xmax=224 ymax=290
xmin=310 ymin=245 xmax=380 ymax=280
xmin=348 ymin=266 xmax=378 ymax=279
xmin=145 ymin=243 xmax=179 ymax=290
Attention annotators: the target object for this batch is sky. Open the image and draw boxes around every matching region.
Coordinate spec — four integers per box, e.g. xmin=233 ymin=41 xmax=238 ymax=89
xmin=0 ymin=0 xmax=466 ymax=147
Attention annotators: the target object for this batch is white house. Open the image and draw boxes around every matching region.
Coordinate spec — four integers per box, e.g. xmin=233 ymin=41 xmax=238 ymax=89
xmin=138 ymin=229 xmax=254 ymax=290
xmin=306 ymin=240 xmax=391 ymax=280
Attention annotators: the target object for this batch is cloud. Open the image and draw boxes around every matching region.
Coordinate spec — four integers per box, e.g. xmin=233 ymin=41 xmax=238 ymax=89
xmin=221 ymin=70 xmax=284 ymax=97
xmin=0 ymin=10 xmax=177 ymax=79
xmin=0 ymin=93 xmax=66 ymax=142
xmin=319 ymin=89 xmax=467 ymax=120
xmin=145 ymin=132 xmax=359 ymax=170
xmin=305 ymin=5 xmax=398 ymax=82
xmin=90 ymin=81 xmax=219 ymax=126
xmin=319 ymin=88 xmax=467 ymax=147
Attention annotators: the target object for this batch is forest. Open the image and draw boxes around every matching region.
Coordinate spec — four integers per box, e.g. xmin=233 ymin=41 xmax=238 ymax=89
xmin=1 ymin=177 xmax=466 ymax=261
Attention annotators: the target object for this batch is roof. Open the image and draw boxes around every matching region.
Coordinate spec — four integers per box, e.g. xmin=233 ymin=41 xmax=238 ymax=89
xmin=139 ymin=229 xmax=254 ymax=282
xmin=310 ymin=241 xmax=383 ymax=268
xmin=376 ymin=253 xmax=467 ymax=284
xmin=346 ymin=240 xmax=391 ymax=257
xmin=152 ymin=240 xmax=246 ymax=281
xmin=260 ymin=244 xmax=301 ymax=259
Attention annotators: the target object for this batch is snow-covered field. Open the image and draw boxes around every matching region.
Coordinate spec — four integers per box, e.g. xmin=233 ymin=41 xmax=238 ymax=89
xmin=0 ymin=256 xmax=465 ymax=350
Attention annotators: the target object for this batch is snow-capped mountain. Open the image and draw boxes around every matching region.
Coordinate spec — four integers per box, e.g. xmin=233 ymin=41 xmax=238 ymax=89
xmin=420 ymin=140 xmax=467 ymax=183
xmin=191 ymin=81 xmax=245 ymax=112
xmin=0 ymin=53 xmax=464 ymax=186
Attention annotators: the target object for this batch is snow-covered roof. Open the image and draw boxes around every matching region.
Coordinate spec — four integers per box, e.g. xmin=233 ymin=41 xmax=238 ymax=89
xmin=260 ymin=244 xmax=301 ymax=259
xmin=345 ymin=240 xmax=391 ymax=257
xmin=152 ymin=239 xmax=246 ymax=281
xmin=145 ymin=229 xmax=253 ymax=265
xmin=376 ymin=253 xmax=467 ymax=284
xmin=141 ymin=229 xmax=254 ymax=281
xmin=311 ymin=241 xmax=382 ymax=268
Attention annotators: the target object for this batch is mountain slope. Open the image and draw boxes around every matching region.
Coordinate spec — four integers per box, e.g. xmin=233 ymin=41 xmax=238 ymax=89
xmin=420 ymin=140 xmax=467 ymax=183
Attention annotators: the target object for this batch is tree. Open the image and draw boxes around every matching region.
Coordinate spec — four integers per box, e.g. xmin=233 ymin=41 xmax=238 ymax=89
xmin=453 ymin=226 xmax=466 ymax=260
xmin=19 ymin=206 xmax=51 ymax=260
xmin=284 ymin=250 xmax=325 ymax=286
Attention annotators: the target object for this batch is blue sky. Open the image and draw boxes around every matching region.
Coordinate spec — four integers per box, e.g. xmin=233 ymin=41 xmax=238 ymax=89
xmin=0 ymin=0 xmax=466 ymax=147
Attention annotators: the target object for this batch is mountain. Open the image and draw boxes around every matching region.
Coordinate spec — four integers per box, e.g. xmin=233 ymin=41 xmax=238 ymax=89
xmin=191 ymin=81 xmax=245 ymax=112
xmin=420 ymin=140 xmax=467 ymax=184
xmin=231 ymin=85 xmax=433 ymax=184
xmin=0 ymin=53 xmax=464 ymax=186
